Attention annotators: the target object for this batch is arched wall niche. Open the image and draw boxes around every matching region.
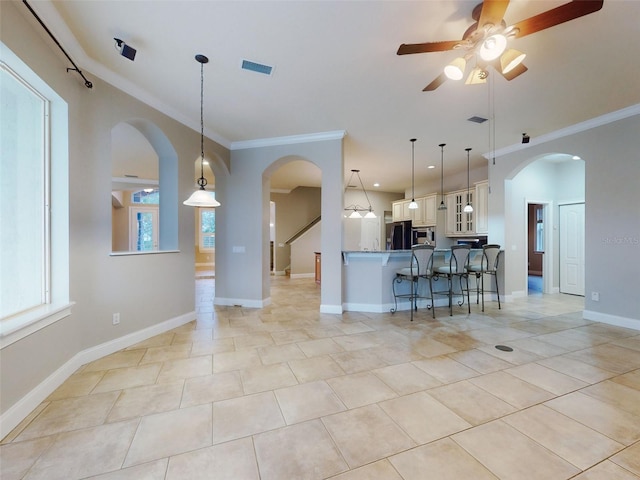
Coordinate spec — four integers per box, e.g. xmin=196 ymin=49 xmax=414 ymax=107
xmin=111 ymin=118 xmax=179 ymax=252
xmin=264 ymin=156 xmax=322 ymax=277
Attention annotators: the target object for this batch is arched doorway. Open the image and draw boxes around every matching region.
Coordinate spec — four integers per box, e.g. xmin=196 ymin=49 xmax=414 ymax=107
xmin=505 ymin=153 xmax=585 ymax=297
xmin=265 ymin=158 xmax=322 ymax=295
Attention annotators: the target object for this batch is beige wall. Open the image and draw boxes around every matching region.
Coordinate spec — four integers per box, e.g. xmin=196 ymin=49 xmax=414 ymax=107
xmin=0 ymin=0 xmax=229 ymax=428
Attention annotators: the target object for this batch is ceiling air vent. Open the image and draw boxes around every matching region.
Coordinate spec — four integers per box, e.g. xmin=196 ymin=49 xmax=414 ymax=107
xmin=241 ymin=59 xmax=274 ymax=76
xmin=467 ymin=116 xmax=488 ymax=124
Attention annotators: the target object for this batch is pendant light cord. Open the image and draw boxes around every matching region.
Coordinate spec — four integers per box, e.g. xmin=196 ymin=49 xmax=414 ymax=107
xmin=410 ymin=138 xmax=416 ymax=200
xmin=196 ymin=56 xmax=208 ymax=190
xmin=439 ymin=143 xmax=446 ymax=206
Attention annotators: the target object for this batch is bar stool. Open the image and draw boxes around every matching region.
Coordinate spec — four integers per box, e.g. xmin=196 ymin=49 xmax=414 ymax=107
xmin=391 ymin=244 xmax=435 ymax=321
xmin=434 ymin=245 xmax=471 ymax=316
xmin=466 ymin=244 xmax=501 ymax=312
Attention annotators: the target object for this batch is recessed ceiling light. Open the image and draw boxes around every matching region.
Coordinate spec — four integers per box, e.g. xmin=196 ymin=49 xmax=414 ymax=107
xmin=572 ymin=155 xmax=581 ymax=160
xmin=427 ymin=165 xmax=435 ymax=169
xmin=373 ymin=183 xmax=380 ymax=187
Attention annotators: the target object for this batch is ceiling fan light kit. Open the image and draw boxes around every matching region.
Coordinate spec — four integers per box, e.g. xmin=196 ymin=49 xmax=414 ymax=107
xmin=444 ymin=57 xmax=466 ymax=80
xmin=397 ymin=0 xmax=604 ymax=91
xmin=479 ymin=32 xmax=507 ymax=61
xmin=500 ymin=48 xmax=526 ymax=74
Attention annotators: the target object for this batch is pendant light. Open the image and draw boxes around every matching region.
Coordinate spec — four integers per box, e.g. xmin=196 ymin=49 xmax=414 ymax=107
xmin=463 ymin=147 xmax=473 ymax=213
xmin=184 ymin=54 xmax=220 ymax=207
xmin=438 ymin=143 xmax=447 ymax=210
xmin=408 ymin=138 xmax=418 ymax=209
xmin=343 ymin=169 xmax=376 ymax=219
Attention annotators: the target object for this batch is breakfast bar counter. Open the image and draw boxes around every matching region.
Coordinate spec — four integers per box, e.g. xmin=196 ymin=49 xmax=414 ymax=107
xmin=342 ymin=249 xmax=486 ymax=313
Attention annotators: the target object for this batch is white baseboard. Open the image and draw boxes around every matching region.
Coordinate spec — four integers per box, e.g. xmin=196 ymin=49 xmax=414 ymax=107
xmin=0 ymin=311 xmax=195 ymax=439
xmin=320 ymin=304 xmax=343 ymax=314
xmin=290 ymin=273 xmax=315 ymax=279
xmin=214 ymin=297 xmax=271 ymax=308
xmin=583 ymin=310 xmax=640 ymax=331
xmin=273 ymin=270 xmax=287 ymax=276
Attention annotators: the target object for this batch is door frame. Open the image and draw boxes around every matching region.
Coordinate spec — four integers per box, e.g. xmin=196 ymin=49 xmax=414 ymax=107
xmin=524 ymin=199 xmax=554 ymax=294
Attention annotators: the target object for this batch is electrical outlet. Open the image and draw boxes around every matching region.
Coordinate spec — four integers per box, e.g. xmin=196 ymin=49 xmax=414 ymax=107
xmin=112 ymin=313 xmax=120 ymax=325
xmin=591 ymin=292 xmax=600 ymax=302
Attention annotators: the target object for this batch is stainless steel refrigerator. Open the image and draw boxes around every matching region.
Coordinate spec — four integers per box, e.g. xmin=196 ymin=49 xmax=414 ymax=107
xmin=386 ymin=220 xmax=412 ymax=250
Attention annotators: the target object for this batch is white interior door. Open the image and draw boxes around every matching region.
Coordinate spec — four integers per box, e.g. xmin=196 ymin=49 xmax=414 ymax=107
xmin=560 ymin=203 xmax=585 ymax=295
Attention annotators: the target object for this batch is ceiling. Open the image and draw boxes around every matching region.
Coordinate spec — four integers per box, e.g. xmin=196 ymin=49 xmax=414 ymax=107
xmin=24 ymin=0 xmax=640 ymax=193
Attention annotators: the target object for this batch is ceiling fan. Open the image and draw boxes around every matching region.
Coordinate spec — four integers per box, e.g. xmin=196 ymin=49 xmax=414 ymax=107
xmin=398 ymin=0 xmax=604 ymax=91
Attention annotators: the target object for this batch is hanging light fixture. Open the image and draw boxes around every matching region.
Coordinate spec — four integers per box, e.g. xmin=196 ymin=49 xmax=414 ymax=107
xmin=408 ymin=138 xmax=418 ymax=209
xmin=184 ymin=54 xmax=220 ymax=207
xmin=344 ymin=169 xmax=376 ymax=219
xmin=438 ymin=143 xmax=447 ymax=210
xmin=463 ymin=147 xmax=474 ymax=213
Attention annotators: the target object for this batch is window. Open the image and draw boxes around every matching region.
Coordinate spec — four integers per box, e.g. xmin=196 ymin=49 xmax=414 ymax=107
xmin=131 ymin=188 xmax=159 ymax=204
xmin=1 ymin=45 xmax=70 ymax=349
xmin=199 ymin=208 xmax=216 ymax=251
xmin=1 ymin=63 xmax=48 ymax=319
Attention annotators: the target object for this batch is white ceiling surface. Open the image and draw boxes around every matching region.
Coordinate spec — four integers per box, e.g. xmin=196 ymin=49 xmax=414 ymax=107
xmin=30 ymin=0 xmax=640 ymax=193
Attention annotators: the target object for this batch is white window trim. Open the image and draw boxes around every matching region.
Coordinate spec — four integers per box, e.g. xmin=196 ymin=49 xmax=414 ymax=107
xmin=199 ymin=208 xmax=216 ymax=253
xmin=0 ymin=303 xmax=74 ymax=349
xmin=0 ymin=43 xmax=70 ymax=350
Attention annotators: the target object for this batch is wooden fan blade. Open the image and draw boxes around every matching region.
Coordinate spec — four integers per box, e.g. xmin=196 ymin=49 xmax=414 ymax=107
xmin=397 ymin=40 xmax=460 ymax=55
xmin=423 ymin=73 xmax=448 ymax=91
xmin=511 ymin=0 xmax=604 ymax=38
xmin=477 ymin=0 xmax=510 ymax=28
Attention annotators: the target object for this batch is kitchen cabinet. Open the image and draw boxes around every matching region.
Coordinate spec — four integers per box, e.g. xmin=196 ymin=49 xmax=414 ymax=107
xmin=412 ymin=194 xmax=437 ymax=227
xmin=474 ymin=181 xmax=489 ymax=235
xmin=444 ymin=181 xmax=489 ymax=236
xmin=392 ymin=194 xmax=437 ymax=226
xmin=392 ymin=199 xmax=411 ymax=222
xmin=445 ymin=189 xmax=474 ymax=236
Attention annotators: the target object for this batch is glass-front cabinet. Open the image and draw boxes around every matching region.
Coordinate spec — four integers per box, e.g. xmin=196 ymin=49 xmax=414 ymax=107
xmin=445 ymin=181 xmax=488 ymax=236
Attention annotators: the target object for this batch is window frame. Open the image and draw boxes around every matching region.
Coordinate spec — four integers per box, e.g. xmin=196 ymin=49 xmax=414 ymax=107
xmin=199 ymin=207 xmax=216 ymax=252
xmin=0 ymin=46 xmax=71 ymax=349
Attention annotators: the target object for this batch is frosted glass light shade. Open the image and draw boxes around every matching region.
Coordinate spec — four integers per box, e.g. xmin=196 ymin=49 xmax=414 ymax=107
xmin=364 ymin=210 xmax=377 ymax=218
xmin=500 ymin=49 xmax=526 ymax=74
xmin=463 ymin=203 xmax=474 ymax=213
xmin=408 ymin=200 xmax=418 ymax=209
xmin=444 ymin=57 xmax=466 ymax=80
xmin=349 ymin=210 xmax=362 ymax=219
xmin=183 ymin=189 xmax=220 ymax=207
xmin=479 ymin=34 xmax=507 ymax=61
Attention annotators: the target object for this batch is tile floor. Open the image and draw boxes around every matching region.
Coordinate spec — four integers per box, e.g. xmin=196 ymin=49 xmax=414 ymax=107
xmin=2 ymin=276 xmax=640 ymax=479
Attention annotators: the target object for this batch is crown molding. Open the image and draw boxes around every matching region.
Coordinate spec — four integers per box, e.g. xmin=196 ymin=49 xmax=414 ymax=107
xmin=231 ymin=130 xmax=347 ymax=150
xmin=484 ymin=103 xmax=640 ymax=160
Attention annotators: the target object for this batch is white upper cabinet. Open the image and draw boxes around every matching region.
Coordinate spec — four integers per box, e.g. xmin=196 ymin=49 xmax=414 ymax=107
xmin=392 ymin=194 xmax=437 ymax=226
xmin=444 ymin=181 xmax=488 ymax=236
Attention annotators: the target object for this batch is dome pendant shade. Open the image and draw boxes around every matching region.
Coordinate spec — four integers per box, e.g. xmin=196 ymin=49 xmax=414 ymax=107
xmin=184 ymin=189 xmax=220 ymax=207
